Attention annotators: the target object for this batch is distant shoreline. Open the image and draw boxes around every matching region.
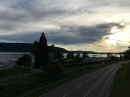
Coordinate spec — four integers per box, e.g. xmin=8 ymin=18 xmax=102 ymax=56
xmin=0 ymin=43 xmax=123 ymax=54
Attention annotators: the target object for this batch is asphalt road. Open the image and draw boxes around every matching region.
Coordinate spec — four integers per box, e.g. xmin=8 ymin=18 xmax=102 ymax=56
xmin=40 ymin=62 xmax=126 ymax=97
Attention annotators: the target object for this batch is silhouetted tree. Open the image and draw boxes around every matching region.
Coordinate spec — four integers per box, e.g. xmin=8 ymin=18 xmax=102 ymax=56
xmin=107 ymin=53 xmax=112 ymax=58
xmin=44 ymin=63 xmax=64 ymax=80
xmin=74 ymin=53 xmax=81 ymax=62
xmin=49 ymin=44 xmax=56 ymax=61
xmin=56 ymin=52 xmax=64 ymax=63
xmin=34 ymin=32 xmax=49 ymax=68
xmin=24 ymin=55 xmax=32 ymax=68
xmin=16 ymin=54 xmax=32 ymax=68
xmin=66 ymin=51 xmax=74 ymax=59
xmin=124 ymin=47 xmax=130 ymax=59
xmin=110 ymin=55 xmax=116 ymax=60
xmin=82 ymin=51 xmax=89 ymax=60
xmin=49 ymin=44 xmax=64 ymax=63
xmin=31 ymin=41 xmax=38 ymax=56
xmin=120 ymin=54 xmax=123 ymax=60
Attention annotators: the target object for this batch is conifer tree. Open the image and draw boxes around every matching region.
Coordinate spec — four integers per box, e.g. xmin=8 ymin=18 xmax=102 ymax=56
xmin=82 ymin=51 xmax=88 ymax=60
xmin=34 ymin=32 xmax=49 ymax=68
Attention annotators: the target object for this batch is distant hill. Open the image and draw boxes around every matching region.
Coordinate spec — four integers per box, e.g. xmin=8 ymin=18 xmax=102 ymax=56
xmin=72 ymin=50 xmax=96 ymax=54
xmin=54 ymin=47 xmax=68 ymax=53
xmin=0 ymin=43 xmax=33 ymax=52
xmin=0 ymin=43 xmax=68 ymax=53
xmin=0 ymin=43 xmax=100 ymax=54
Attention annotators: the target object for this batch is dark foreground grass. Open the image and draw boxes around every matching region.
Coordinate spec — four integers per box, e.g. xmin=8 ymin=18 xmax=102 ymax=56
xmin=0 ymin=65 xmax=31 ymax=79
xmin=0 ymin=61 xmax=118 ymax=97
xmin=25 ymin=61 xmax=116 ymax=97
xmin=110 ymin=63 xmax=130 ymax=97
xmin=25 ymin=69 xmax=93 ymax=97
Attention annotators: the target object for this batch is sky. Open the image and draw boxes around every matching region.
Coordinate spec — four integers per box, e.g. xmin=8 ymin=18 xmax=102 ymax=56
xmin=0 ymin=0 xmax=130 ymax=52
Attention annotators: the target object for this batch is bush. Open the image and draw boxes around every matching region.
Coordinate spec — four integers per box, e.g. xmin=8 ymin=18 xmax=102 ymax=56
xmin=44 ymin=63 xmax=64 ymax=80
xmin=0 ymin=72 xmax=52 ymax=97
xmin=16 ymin=54 xmax=32 ymax=67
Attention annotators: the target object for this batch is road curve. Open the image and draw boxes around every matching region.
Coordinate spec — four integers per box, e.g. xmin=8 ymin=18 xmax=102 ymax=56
xmin=40 ymin=62 xmax=123 ymax=97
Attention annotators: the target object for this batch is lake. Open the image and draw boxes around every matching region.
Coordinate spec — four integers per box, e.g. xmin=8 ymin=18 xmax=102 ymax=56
xmin=63 ymin=53 xmax=107 ymax=58
xmin=0 ymin=52 xmax=30 ymax=62
xmin=0 ymin=52 xmax=120 ymax=63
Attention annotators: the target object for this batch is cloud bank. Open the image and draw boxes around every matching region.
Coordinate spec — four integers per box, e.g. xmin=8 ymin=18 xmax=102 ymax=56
xmin=0 ymin=0 xmax=129 ymax=51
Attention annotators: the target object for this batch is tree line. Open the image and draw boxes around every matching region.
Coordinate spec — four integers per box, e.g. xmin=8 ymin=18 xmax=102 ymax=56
xmin=16 ymin=32 xmax=130 ymax=80
xmin=16 ymin=32 xmax=130 ymax=69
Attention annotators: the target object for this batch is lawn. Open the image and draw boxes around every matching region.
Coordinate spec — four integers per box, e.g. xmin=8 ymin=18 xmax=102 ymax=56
xmin=0 ymin=65 xmax=31 ymax=79
xmin=110 ymin=62 xmax=130 ymax=97
xmin=0 ymin=61 xmax=119 ymax=97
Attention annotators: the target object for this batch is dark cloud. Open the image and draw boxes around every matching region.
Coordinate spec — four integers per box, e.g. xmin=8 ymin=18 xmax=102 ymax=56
xmin=46 ymin=23 xmax=124 ymax=45
xmin=0 ymin=0 xmax=127 ymax=52
xmin=0 ymin=0 xmax=93 ymax=36
xmin=0 ymin=31 xmax=41 ymax=43
xmin=0 ymin=22 xmax=124 ymax=45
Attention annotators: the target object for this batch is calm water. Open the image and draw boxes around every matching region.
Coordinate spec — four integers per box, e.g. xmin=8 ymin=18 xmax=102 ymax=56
xmin=0 ymin=52 xmax=120 ymax=63
xmin=0 ymin=52 xmax=30 ymax=62
xmin=63 ymin=53 xmax=107 ymax=58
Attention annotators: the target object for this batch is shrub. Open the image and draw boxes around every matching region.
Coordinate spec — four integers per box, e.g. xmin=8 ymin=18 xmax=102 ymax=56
xmin=44 ymin=63 xmax=64 ymax=80
xmin=16 ymin=54 xmax=32 ymax=67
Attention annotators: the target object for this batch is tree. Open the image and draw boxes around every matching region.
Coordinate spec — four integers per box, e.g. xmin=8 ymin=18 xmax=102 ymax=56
xmin=107 ymin=52 xmax=112 ymax=58
xmin=24 ymin=55 xmax=32 ymax=68
xmin=56 ymin=52 xmax=64 ymax=63
xmin=82 ymin=51 xmax=89 ymax=60
xmin=120 ymin=54 xmax=123 ymax=60
xmin=44 ymin=63 xmax=64 ymax=80
xmin=49 ymin=44 xmax=64 ymax=63
xmin=66 ymin=51 xmax=74 ymax=59
xmin=124 ymin=47 xmax=130 ymax=59
xmin=16 ymin=54 xmax=32 ymax=68
xmin=74 ymin=53 xmax=81 ymax=62
xmin=31 ymin=41 xmax=38 ymax=56
xmin=49 ymin=44 xmax=56 ymax=61
xmin=34 ymin=32 xmax=49 ymax=68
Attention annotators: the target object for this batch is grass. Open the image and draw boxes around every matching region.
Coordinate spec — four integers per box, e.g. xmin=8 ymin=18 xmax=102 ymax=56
xmin=0 ymin=65 xmax=31 ymax=79
xmin=110 ymin=63 xmax=130 ymax=97
xmin=25 ymin=61 xmax=116 ymax=97
xmin=0 ymin=61 xmax=119 ymax=97
xmin=23 ymin=69 xmax=93 ymax=97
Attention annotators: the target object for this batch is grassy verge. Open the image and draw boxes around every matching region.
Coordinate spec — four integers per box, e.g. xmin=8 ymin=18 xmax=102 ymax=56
xmin=0 ymin=65 xmax=31 ymax=79
xmin=0 ymin=61 xmax=118 ymax=97
xmin=24 ymin=69 xmax=93 ymax=97
xmin=109 ymin=63 xmax=130 ymax=97
xmin=25 ymin=61 xmax=116 ymax=97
